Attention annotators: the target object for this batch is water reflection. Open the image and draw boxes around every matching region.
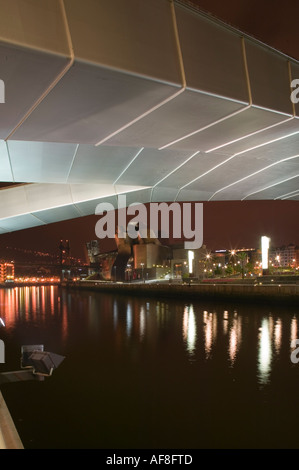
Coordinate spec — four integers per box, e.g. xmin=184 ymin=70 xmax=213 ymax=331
xmin=228 ymin=315 xmax=242 ymax=366
xmin=0 ymin=287 xmax=298 ymax=388
xmin=258 ymin=318 xmax=272 ymax=385
xmin=113 ymin=300 xmax=118 ymax=328
xmin=203 ymin=311 xmax=214 ymax=359
xmin=274 ymin=319 xmax=282 ymax=354
xmin=1 ymin=287 xmax=299 ymax=449
xmin=183 ymin=305 xmax=196 ymax=356
xmin=291 ymin=317 xmax=297 ymax=344
xmin=223 ymin=310 xmax=229 ymax=334
xmin=126 ymin=303 xmax=132 ymax=336
xmin=0 ymin=286 xmax=69 ymax=341
xmin=140 ymin=306 xmax=145 ymax=339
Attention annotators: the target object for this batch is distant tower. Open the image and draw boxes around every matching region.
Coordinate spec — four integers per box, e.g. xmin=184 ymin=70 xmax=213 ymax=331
xmin=59 ymin=240 xmax=71 ymax=265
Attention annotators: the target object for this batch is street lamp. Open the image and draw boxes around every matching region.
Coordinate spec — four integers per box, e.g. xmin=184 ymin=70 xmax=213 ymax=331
xmin=0 ymin=345 xmax=65 ymax=384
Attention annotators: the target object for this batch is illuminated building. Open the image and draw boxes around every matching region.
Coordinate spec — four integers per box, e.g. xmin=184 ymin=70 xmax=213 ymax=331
xmin=0 ymin=261 xmax=15 ymax=282
xmin=85 ymin=240 xmax=100 ymax=264
xmin=270 ymin=244 xmax=299 ymax=267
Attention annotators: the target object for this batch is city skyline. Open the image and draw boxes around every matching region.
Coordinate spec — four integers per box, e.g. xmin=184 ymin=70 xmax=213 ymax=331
xmin=0 ymin=1 xmax=298 ymax=259
xmin=0 ymin=200 xmax=298 ymax=260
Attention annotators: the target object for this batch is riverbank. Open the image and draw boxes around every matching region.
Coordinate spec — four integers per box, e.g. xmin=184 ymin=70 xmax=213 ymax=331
xmin=63 ymin=279 xmax=299 ymax=304
xmin=0 ymin=282 xmax=60 ymax=288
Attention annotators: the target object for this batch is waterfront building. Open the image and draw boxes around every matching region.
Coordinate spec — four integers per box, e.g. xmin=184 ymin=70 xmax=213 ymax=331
xmin=270 ymin=244 xmax=299 ymax=268
xmin=0 ymin=261 xmax=15 ymax=282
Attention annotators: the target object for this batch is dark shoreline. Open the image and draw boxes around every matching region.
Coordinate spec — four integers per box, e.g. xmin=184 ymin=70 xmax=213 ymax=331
xmin=62 ymin=280 xmax=299 ymax=306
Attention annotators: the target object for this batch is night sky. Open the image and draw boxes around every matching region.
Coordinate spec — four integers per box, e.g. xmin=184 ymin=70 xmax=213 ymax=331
xmin=0 ymin=0 xmax=299 ymax=259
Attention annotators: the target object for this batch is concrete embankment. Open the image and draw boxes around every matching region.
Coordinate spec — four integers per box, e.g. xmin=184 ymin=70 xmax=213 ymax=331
xmin=64 ymin=280 xmax=299 ymax=304
xmin=0 ymin=391 xmax=23 ymax=449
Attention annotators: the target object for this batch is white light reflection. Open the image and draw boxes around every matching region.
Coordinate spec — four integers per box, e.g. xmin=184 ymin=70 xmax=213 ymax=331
xmin=291 ymin=317 xmax=297 ymax=344
xmin=183 ymin=305 xmax=197 ymax=356
xmin=229 ymin=322 xmax=237 ymax=364
xmin=228 ymin=315 xmax=242 ymax=366
xmin=126 ymin=303 xmax=132 ymax=337
xmin=203 ymin=311 xmax=213 ymax=359
xmin=140 ymin=306 xmax=145 ymax=339
xmin=113 ymin=300 xmax=118 ymax=328
xmin=258 ymin=318 xmax=272 ymax=385
xmin=274 ymin=319 xmax=282 ymax=354
xmin=223 ymin=311 xmax=229 ymax=334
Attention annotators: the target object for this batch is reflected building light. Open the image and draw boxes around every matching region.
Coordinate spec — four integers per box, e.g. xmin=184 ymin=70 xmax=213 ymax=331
xmin=61 ymin=298 xmax=68 ymax=343
xmin=183 ymin=305 xmax=196 ymax=356
xmin=36 ymin=287 xmax=40 ymax=310
xmin=60 ymin=286 xmax=68 ymax=342
xmin=126 ymin=303 xmax=132 ymax=336
xmin=258 ymin=318 xmax=272 ymax=385
xmin=41 ymin=286 xmax=46 ymax=314
xmin=274 ymin=319 xmax=282 ymax=353
xmin=268 ymin=315 xmax=274 ymax=339
xmin=223 ymin=310 xmax=229 ymax=334
xmin=25 ymin=286 xmax=30 ymax=318
xmin=204 ymin=313 xmax=213 ymax=359
xmin=32 ymin=286 xmax=36 ymax=319
xmin=140 ymin=306 xmax=145 ymax=339
xmin=228 ymin=316 xmax=241 ymax=365
xmin=238 ymin=316 xmax=242 ymax=339
xmin=229 ymin=322 xmax=237 ymax=365
xmin=187 ymin=306 xmax=196 ymax=355
xmin=146 ymin=302 xmax=150 ymax=312
xmin=0 ymin=291 xmax=8 ymax=327
xmin=212 ymin=312 xmax=217 ymax=343
xmin=113 ymin=300 xmax=118 ymax=328
xmin=8 ymin=288 xmax=18 ymax=325
xmin=50 ymin=285 xmax=55 ymax=315
xmin=183 ymin=308 xmax=188 ymax=342
xmin=291 ymin=317 xmax=297 ymax=344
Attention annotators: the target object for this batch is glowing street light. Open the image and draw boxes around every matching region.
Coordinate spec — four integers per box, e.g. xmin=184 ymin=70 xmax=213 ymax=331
xmin=261 ymin=236 xmax=270 ymax=274
xmin=188 ymin=251 xmax=194 ymax=274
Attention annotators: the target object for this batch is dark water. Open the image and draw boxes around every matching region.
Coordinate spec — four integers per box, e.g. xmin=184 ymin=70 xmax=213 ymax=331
xmin=0 ymin=285 xmax=299 ymax=449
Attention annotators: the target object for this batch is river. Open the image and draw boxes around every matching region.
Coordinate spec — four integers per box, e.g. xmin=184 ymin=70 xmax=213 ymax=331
xmin=0 ymin=285 xmax=298 ymax=449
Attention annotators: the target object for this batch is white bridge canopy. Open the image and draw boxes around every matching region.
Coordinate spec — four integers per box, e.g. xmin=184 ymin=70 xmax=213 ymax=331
xmin=0 ymin=0 xmax=298 ymax=233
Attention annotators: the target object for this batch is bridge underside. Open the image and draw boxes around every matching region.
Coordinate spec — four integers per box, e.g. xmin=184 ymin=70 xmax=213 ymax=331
xmin=0 ymin=0 xmax=298 ymax=233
